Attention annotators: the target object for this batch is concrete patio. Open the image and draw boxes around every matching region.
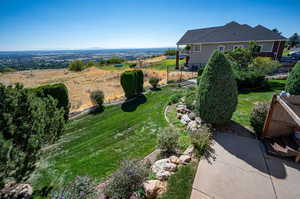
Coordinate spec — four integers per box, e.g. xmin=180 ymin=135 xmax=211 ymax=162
xmin=191 ymin=132 xmax=300 ymax=199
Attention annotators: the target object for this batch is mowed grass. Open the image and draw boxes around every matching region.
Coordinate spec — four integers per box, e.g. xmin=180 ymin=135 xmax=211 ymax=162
xmin=30 ymin=86 xmax=181 ymax=194
xmin=148 ymin=59 xmax=185 ymax=71
xmin=232 ymin=80 xmax=286 ymax=127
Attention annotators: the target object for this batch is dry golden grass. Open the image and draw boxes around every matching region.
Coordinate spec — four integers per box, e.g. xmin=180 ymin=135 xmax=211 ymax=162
xmin=0 ymin=67 xmax=196 ymax=112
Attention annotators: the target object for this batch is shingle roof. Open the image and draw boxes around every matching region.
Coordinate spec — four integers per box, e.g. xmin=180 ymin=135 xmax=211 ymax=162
xmin=177 ymin=21 xmax=287 ymax=45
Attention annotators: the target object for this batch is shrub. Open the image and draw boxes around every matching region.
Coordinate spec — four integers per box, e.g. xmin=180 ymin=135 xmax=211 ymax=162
xmin=120 ymin=70 xmax=144 ymax=99
xmin=249 ymin=57 xmax=280 ymax=75
xmin=35 ymin=83 xmax=70 ymax=120
xmin=0 ymin=83 xmax=65 ymax=185
xmin=185 ymin=89 xmax=196 ymax=111
xmin=286 ymin=61 xmax=300 ymax=95
xmin=68 ymin=60 xmax=85 ymax=71
xmin=50 ymin=176 xmax=99 ymax=199
xmin=190 ymin=126 xmax=212 ymax=157
xmin=157 ymin=127 xmax=179 ymax=156
xmin=134 ymin=70 xmax=144 ymax=94
xmin=0 ymin=67 xmax=16 ymax=73
xmin=129 ymin=63 xmax=137 ymax=68
xmin=234 ymin=70 xmax=267 ymax=91
xmin=105 ymin=160 xmax=148 ymax=199
xmin=107 ymin=57 xmax=124 ymax=64
xmin=197 ymin=51 xmax=238 ymax=125
xmin=168 ymin=93 xmax=183 ymax=105
xmin=90 ymin=90 xmax=104 ymax=110
xmin=121 ymin=71 xmax=136 ymax=99
xmin=197 ymin=67 xmax=204 ymax=76
xmin=250 ymin=101 xmax=270 ymax=137
xmin=149 ymin=77 xmax=160 ymax=89
xmin=86 ymin=61 xmax=95 ymax=68
xmin=164 ymin=49 xmax=176 ymax=56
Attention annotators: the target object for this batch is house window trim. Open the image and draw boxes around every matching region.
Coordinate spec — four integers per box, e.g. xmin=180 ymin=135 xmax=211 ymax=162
xmin=233 ymin=44 xmax=244 ymax=49
xmin=217 ymin=45 xmax=226 ymax=52
xmin=192 ymin=44 xmax=202 ymax=52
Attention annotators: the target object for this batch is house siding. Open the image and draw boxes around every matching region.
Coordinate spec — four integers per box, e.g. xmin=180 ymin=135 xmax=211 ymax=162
xmin=189 ymin=41 xmax=274 ymax=65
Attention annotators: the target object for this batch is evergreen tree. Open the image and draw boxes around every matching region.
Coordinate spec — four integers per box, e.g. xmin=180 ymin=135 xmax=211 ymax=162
xmin=286 ymin=61 xmax=300 ymax=95
xmin=197 ymin=51 xmax=238 ymax=125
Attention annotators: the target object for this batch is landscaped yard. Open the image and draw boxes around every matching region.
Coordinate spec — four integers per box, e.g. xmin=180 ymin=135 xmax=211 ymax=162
xmin=29 ymin=85 xmax=183 ymax=195
xmin=29 ymin=79 xmax=286 ymax=197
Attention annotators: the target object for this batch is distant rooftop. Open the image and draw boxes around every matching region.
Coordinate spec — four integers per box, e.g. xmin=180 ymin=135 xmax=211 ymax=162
xmin=177 ymin=21 xmax=287 ymax=45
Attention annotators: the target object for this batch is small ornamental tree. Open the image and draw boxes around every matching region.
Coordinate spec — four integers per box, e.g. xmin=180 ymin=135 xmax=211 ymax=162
xmin=121 ymin=71 xmax=136 ymax=99
xmin=90 ymin=90 xmax=104 ymax=111
xmin=286 ymin=61 xmax=300 ymax=95
xmin=35 ymin=83 xmax=70 ymax=120
xmin=197 ymin=50 xmax=238 ymax=125
xmin=0 ymin=83 xmax=65 ymax=185
xmin=149 ymin=77 xmax=160 ymax=89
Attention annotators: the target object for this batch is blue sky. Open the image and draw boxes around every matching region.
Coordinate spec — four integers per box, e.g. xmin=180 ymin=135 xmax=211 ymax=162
xmin=0 ymin=0 xmax=299 ymax=51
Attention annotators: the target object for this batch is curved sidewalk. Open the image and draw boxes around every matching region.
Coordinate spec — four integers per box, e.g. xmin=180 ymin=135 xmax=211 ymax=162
xmin=191 ymin=132 xmax=300 ymax=199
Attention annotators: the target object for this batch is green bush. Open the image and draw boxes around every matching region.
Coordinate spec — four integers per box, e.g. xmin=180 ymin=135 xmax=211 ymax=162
xmin=0 ymin=84 xmax=65 ymax=186
xmin=105 ymin=160 xmax=148 ymax=199
xmin=197 ymin=50 xmax=238 ymax=125
xmin=86 ymin=61 xmax=95 ymax=68
xmin=250 ymin=101 xmax=270 ymax=137
xmin=157 ymin=127 xmax=179 ymax=156
xmin=234 ymin=70 xmax=267 ymax=91
xmin=50 ymin=176 xmax=99 ymax=199
xmin=0 ymin=67 xmax=16 ymax=73
xmin=120 ymin=70 xmax=144 ymax=99
xmin=107 ymin=57 xmax=124 ymax=64
xmin=121 ymin=71 xmax=136 ymax=99
xmin=197 ymin=67 xmax=204 ymax=76
xmin=190 ymin=126 xmax=212 ymax=157
xmin=149 ymin=77 xmax=160 ymax=89
xmin=35 ymin=83 xmax=70 ymax=120
xmin=129 ymin=63 xmax=137 ymax=68
xmin=286 ymin=61 xmax=300 ymax=95
xmin=168 ymin=93 xmax=183 ymax=105
xmin=135 ymin=70 xmax=144 ymax=94
xmin=68 ymin=60 xmax=85 ymax=71
xmin=164 ymin=49 xmax=176 ymax=56
xmin=185 ymin=89 xmax=196 ymax=111
xmin=249 ymin=57 xmax=280 ymax=75
xmin=90 ymin=90 xmax=104 ymax=110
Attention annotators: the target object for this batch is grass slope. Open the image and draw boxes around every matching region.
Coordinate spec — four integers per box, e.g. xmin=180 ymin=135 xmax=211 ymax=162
xmin=30 ymin=86 xmax=179 ymax=194
xmin=232 ymin=80 xmax=286 ymax=127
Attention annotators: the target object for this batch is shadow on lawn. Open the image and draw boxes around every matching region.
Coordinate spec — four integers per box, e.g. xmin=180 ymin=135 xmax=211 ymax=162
xmin=121 ymin=95 xmax=147 ymax=112
xmin=238 ymin=81 xmax=286 ymax=94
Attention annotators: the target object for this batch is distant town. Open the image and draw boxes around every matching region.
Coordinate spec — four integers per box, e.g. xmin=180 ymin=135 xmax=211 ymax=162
xmin=0 ymin=48 xmax=171 ymax=71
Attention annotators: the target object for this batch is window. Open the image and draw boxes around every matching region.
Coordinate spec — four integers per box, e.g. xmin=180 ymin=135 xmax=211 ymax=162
xmin=233 ymin=45 xmax=244 ymax=49
xmin=193 ymin=44 xmax=201 ymax=52
xmin=218 ymin=45 xmax=225 ymax=52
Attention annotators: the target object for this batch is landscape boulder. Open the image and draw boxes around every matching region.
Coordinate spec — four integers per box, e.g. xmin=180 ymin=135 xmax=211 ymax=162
xmin=176 ymin=113 xmax=183 ymax=119
xmin=187 ymin=120 xmax=198 ymax=132
xmin=183 ymin=145 xmax=195 ymax=156
xmin=152 ymin=158 xmax=177 ymax=180
xmin=0 ymin=183 xmax=33 ymax=199
xmin=143 ymin=180 xmax=167 ymax=199
xmin=180 ymin=114 xmax=191 ymax=125
xmin=179 ymin=155 xmax=191 ymax=164
xmin=169 ymin=155 xmax=180 ymax=164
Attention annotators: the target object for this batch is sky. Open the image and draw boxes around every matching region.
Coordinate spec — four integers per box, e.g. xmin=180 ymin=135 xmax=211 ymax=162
xmin=0 ymin=0 xmax=299 ymax=51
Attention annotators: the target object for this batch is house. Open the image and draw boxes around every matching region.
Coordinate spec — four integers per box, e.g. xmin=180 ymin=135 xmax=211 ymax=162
xmin=176 ymin=21 xmax=287 ymax=68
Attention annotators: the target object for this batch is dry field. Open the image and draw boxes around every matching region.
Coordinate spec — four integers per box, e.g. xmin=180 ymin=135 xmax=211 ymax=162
xmin=0 ymin=67 xmax=196 ymax=112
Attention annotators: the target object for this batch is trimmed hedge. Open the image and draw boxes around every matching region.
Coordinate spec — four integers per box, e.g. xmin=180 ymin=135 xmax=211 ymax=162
xmin=286 ymin=61 xmax=300 ymax=95
xmin=34 ymin=83 xmax=70 ymax=120
xmin=135 ymin=70 xmax=144 ymax=94
xmin=197 ymin=50 xmax=238 ymax=125
xmin=120 ymin=70 xmax=144 ymax=99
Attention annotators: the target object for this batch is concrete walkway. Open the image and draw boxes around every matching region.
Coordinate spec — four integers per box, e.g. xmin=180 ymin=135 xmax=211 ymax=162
xmin=191 ymin=132 xmax=300 ymax=199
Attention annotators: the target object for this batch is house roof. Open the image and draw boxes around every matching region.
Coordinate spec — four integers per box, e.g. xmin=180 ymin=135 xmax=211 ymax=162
xmin=177 ymin=21 xmax=287 ymax=45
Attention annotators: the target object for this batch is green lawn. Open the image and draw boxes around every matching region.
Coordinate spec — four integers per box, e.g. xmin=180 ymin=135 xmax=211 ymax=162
xmin=30 ymin=86 xmax=181 ymax=195
xmin=232 ymin=80 xmax=286 ymax=127
xmin=148 ymin=59 xmax=185 ymax=71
